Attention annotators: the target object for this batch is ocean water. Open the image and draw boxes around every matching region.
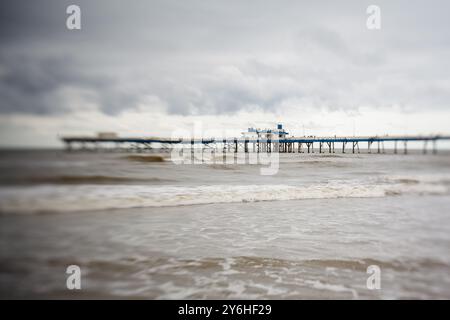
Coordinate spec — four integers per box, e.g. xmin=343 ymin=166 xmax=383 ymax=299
xmin=0 ymin=149 xmax=450 ymax=299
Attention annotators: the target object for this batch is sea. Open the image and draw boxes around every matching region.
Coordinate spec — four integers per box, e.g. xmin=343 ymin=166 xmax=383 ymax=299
xmin=0 ymin=149 xmax=450 ymax=299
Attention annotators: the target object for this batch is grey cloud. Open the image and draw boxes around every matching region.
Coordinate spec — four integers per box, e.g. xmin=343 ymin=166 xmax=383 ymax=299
xmin=0 ymin=54 xmax=78 ymax=114
xmin=0 ymin=0 xmax=450 ymax=118
xmin=0 ymin=53 xmax=143 ymax=115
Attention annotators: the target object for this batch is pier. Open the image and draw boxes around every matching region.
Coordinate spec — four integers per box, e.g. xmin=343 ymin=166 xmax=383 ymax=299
xmin=62 ymin=133 xmax=450 ymax=155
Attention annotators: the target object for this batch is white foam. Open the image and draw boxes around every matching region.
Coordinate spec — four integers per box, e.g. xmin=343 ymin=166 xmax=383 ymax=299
xmin=304 ymin=280 xmax=359 ymax=299
xmin=0 ymin=178 xmax=448 ymax=214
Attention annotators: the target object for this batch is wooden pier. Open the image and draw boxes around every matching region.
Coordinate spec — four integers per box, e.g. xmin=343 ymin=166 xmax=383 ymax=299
xmin=61 ymin=134 xmax=450 ymax=154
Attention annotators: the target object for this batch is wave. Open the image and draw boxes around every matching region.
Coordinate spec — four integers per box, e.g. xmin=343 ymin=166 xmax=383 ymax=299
xmin=5 ymin=255 xmax=449 ymax=299
xmin=207 ymin=164 xmax=237 ymax=170
xmin=0 ymin=177 xmax=448 ymax=214
xmin=0 ymin=175 xmax=172 ymax=185
xmin=378 ymin=174 xmax=450 ymax=186
xmin=124 ymin=155 xmax=166 ymax=163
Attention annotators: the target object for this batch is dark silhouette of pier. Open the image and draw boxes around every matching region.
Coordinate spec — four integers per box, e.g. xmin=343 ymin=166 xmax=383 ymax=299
xmin=62 ymin=134 xmax=450 ymax=154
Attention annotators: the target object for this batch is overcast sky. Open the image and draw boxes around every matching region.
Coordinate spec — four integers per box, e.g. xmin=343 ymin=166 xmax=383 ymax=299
xmin=0 ymin=0 xmax=449 ymax=147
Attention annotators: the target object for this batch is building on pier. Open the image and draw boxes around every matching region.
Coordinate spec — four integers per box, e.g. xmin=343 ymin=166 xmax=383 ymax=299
xmin=242 ymin=124 xmax=288 ymax=139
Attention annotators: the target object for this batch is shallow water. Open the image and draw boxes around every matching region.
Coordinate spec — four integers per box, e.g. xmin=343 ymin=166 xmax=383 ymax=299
xmin=0 ymin=150 xmax=450 ymax=299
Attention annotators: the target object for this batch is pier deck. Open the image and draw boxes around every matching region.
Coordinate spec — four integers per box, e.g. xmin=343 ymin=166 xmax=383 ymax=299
xmin=62 ymin=134 xmax=450 ymax=154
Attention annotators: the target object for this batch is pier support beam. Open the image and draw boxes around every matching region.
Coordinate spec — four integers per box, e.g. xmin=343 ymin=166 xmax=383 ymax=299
xmin=222 ymin=139 xmax=226 ymax=162
xmin=352 ymin=141 xmax=359 ymax=154
xmin=368 ymin=141 xmax=373 ymax=154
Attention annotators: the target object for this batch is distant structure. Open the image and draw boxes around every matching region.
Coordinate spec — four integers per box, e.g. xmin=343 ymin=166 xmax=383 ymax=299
xmin=97 ymin=132 xmax=118 ymax=139
xmin=242 ymin=124 xmax=289 ymax=139
xmin=61 ymin=123 xmax=450 ymax=155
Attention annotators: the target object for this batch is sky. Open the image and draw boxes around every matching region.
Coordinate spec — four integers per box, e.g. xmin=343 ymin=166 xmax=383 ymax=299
xmin=0 ymin=0 xmax=449 ymax=147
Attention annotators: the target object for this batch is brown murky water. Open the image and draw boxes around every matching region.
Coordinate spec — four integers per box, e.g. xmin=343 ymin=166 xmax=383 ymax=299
xmin=1 ymin=150 xmax=450 ymax=299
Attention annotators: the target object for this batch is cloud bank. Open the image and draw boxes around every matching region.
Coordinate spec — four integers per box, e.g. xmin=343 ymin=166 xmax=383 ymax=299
xmin=0 ymin=0 xmax=449 ymax=146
